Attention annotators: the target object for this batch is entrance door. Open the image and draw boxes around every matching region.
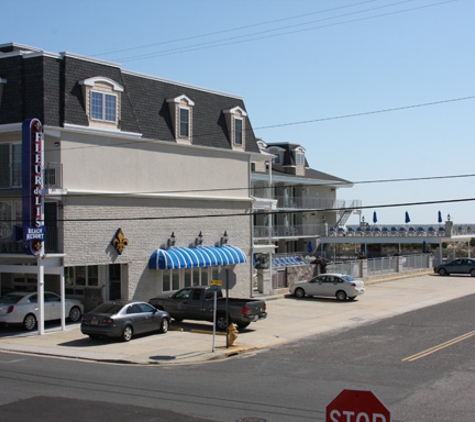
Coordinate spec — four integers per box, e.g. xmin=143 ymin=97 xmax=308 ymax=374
xmin=109 ymin=264 xmax=122 ymax=300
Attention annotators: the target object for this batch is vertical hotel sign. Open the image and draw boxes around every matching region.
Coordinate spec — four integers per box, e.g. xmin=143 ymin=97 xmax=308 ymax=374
xmin=22 ymin=118 xmax=45 ymax=256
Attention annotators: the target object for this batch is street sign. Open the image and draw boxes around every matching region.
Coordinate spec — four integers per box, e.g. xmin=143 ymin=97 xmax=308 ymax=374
xmin=325 ymin=389 xmax=390 ymax=422
xmin=210 ymin=280 xmax=222 ymax=286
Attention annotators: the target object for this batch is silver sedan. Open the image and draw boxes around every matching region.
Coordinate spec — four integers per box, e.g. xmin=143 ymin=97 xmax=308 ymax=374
xmin=289 ymin=273 xmax=365 ymax=301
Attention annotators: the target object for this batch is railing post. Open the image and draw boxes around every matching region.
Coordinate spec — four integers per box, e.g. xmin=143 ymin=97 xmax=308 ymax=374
xmin=397 ymin=255 xmax=404 ymax=274
xmin=361 ymin=259 xmax=368 ymax=279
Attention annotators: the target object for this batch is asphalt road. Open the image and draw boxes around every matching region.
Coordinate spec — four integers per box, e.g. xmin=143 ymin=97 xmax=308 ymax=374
xmin=1 ymin=292 xmax=475 ymax=421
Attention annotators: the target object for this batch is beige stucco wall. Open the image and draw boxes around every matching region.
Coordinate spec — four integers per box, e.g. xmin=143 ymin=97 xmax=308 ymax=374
xmin=59 ymin=131 xmax=249 ymax=199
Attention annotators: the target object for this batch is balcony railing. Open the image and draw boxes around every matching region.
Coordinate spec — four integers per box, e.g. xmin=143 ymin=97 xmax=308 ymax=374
xmin=44 ymin=163 xmax=63 ymax=189
xmin=254 ymin=223 xmax=328 ymax=238
xmin=0 ymin=227 xmax=60 ymax=254
xmin=275 ymin=197 xmax=362 ymax=211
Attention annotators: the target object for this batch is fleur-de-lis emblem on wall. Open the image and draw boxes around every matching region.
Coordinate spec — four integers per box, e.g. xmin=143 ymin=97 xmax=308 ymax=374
xmin=112 ymin=228 xmax=129 ymax=255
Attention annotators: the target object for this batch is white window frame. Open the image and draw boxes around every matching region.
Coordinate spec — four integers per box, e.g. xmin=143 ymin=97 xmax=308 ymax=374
xmin=90 ymin=90 xmax=117 ymax=123
xmin=65 ymin=265 xmax=100 ymax=296
xmin=0 ymin=200 xmax=21 ymax=241
xmin=0 ymin=143 xmax=22 ymax=188
xmin=233 ymin=117 xmax=243 ymax=146
xmin=167 ymin=95 xmax=195 ymax=143
xmin=224 ymin=106 xmax=247 ymax=150
xmin=296 ymin=153 xmax=305 ymax=166
xmin=161 ymin=266 xmax=221 ymax=292
xmin=178 ymin=107 xmax=190 ymax=138
xmin=79 ymin=77 xmax=123 ymax=128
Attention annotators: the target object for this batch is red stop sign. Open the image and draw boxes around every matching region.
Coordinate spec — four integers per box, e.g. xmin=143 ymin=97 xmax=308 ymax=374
xmin=325 ymin=389 xmax=390 ymax=422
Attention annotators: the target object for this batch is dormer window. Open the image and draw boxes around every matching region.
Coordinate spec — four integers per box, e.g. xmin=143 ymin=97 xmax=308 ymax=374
xmin=91 ymin=91 xmax=116 ymax=122
xmin=296 ymin=153 xmax=305 ymax=166
xmin=273 ymin=154 xmax=280 ymax=164
xmin=234 ymin=118 xmax=243 ymax=145
xmin=223 ymin=106 xmax=247 ymax=150
xmin=79 ymin=76 xmax=123 ymax=128
xmin=179 ymin=107 xmax=190 ymax=137
xmin=167 ymin=94 xmax=194 ymax=144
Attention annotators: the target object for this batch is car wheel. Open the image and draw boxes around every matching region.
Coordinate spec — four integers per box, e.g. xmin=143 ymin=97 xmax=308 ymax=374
xmin=438 ymin=268 xmax=448 ymax=276
xmin=348 ymin=296 xmax=356 ymax=301
xmin=471 ymin=269 xmax=475 ymax=277
xmin=159 ymin=318 xmax=169 ymax=334
xmin=336 ymin=290 xmax=347 ymax=301
xmin=216 ymin=314 xmax=229 ymax=331
xmin=69 ymin=306 xmax=82 ymax=322
xmin=237 ymin=322 xmax=251 ymax=329
xmin=23 ymin=313 xmax=37 ymax=331
xmin=295 ymin=288 xmax=306 ymax=298
xmin=173 ymin=317 xmax=183 ymax=323
xmin=122 ymin=325 xmax=133 ymax=342
xmin=88 ymin=334 xmax=100 ymax=340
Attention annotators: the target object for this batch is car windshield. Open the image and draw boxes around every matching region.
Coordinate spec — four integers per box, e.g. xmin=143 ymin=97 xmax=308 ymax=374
xmin=0 ymin=294 xmax=25 ymax=304
xmin=341 ymin=275 xmax=356 ymax=282
xmin=91 ymin=303 xmax=123 ymax=315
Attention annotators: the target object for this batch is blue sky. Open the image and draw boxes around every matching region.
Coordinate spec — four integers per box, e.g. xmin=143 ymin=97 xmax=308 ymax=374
xmin=4 ymin=0 xmax=474 ymax=225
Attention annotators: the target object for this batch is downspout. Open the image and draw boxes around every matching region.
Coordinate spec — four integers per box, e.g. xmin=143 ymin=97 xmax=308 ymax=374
xmin=268 ymin=158 xmax=273 ymax=292
xmin=249 ymin=154 xmax=254 ymax=297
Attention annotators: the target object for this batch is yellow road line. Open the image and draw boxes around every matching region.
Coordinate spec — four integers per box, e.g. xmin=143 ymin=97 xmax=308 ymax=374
xmin=402 ymin=329 xmax=475 ymax=362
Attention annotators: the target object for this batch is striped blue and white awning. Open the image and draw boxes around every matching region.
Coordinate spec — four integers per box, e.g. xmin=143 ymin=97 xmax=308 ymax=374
xmin=149 ymin=245 xmax=247 ymax=270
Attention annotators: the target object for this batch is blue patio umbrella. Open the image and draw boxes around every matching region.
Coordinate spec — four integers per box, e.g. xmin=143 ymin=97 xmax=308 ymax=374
xmin=405 ymin=211 xmax=410 ymax=224
xmin=308 ymin=241 xmax=313 ymax=254
xmin=373 ymin=211 xmax=377 ymax=224
xmin=438 ymin=210 xmax=442 ymax=223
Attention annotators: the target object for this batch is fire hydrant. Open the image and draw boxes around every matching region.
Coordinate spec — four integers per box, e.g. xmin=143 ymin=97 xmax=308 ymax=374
xmin=228 ymin=322 xmax=239 ymax=346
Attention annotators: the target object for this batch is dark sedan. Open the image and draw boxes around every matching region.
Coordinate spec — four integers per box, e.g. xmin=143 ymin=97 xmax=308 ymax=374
xmin=435 ymin=258 xmax=475 ymax=277
xmin=81 ymin=301 xmax=170 ymax=341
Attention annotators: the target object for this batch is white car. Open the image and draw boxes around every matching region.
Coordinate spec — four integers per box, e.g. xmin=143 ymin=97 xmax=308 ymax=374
xmin=289 ymin=273 xmax=365 ymax=301
xmin=0 ymin=291 xmax=84 ymax=331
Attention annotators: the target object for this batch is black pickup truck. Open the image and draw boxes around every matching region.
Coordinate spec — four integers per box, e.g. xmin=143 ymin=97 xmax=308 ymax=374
xmin=149 ymin=286 xmax=267 ymax=331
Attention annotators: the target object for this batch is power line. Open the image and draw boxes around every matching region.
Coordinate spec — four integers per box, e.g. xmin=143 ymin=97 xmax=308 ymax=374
xmin=254 ymin=95 xmax=475 ymax=131
xmin=91 ymin=0 xmax=379 ymax=58
xmin=3 ymin=197 xmax=475 ymax=224
xmin=353 ymin=174 xmax=475 ymax=185
xmin=10 ymin=172 xmax=475 ymax=201
xmin=112 ymin=0 xmax=455 ymax=62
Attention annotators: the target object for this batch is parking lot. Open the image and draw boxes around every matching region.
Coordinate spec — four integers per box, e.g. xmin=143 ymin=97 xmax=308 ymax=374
xmin=1 ymin=273 xmax=475 ymax=365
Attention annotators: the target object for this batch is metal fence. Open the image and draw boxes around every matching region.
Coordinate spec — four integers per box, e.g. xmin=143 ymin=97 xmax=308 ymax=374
xmin=269 ymin=253 xmax=432 ymax=290
xmin=327 ymin=261 xmax=363 ymax=278
xmin=366 ymin=256 xmax=399 ymax=276
xmin=401 ymin=254 xmax=431 ymax=271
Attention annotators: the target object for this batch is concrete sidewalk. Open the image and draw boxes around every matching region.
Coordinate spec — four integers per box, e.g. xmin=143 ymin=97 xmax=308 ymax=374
xmin=1 ymin=273 xmax=474 ymax=366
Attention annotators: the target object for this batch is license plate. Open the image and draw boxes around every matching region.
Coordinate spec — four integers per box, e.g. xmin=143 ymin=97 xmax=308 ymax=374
xmin=91 ymin=318 xmax=98 ymax=325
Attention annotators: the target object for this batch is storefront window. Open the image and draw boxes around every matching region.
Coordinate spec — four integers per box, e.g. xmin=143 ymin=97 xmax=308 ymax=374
xmin=12 ymin=274 xmax=36 ymax=291
xmin=76 ymin=266 xmax=86 ymax=286
xmin=211 ymin=267 xmax=220 ymax=281
xmin=201 ymin=269 xmax=209 ymax=286
xmin=184 ymin=270 xmax=192 ymax=287
xmin=163 ymin=270 xmax=171 ymax=291
xmin=172 ymin=271 xmax=180 ymax=290
xmin=193 ymin=270 xmax=200 ymax=286
xmin=65 ymin=265 xmax=99 ymax=295
xmin=162 ymin=267 xmax=223 ymax=292
xmin=88 ymin=266 xmax=99 ymax=287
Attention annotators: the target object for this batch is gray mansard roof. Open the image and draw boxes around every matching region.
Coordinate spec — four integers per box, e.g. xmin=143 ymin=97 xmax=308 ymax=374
xmin=263 ymin=142 xmax=352 ymax=186
xmin=0 ymin=43 xmax=260 ymax=153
